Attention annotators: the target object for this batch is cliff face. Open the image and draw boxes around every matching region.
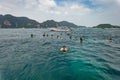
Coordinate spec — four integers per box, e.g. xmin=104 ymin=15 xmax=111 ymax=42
xmin=0 ymin=14 xmax=41 ymax=28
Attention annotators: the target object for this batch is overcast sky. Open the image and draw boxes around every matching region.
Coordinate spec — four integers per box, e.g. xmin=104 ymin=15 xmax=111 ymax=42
xmin=0 ymin=0 xmax=120 ymax=27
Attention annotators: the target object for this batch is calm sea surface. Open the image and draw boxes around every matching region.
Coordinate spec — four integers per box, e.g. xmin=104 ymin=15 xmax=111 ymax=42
xmin=0 ymin=28 xmax=120 ymax=80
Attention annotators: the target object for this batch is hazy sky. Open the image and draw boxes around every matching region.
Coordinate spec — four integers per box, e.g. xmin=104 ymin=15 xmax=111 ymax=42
xmin=0 ymin=0 xmax=120 ymax=27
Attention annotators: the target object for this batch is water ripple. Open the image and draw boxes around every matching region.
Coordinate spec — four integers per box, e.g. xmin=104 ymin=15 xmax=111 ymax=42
xmin=0 ymin=28 xmax=120 ymax=80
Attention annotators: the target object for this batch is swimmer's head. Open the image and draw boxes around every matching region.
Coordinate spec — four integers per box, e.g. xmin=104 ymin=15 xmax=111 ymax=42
xmin=62 ymin=45 xmax=66 ymax=48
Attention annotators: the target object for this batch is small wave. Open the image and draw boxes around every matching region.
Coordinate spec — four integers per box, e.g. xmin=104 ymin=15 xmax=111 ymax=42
xmin=42 ymin=42 xmax=51 ymax=46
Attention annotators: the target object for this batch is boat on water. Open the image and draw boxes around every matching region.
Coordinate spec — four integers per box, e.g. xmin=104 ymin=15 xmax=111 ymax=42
xmin=49 ymin=26 xmax=72 ymax=31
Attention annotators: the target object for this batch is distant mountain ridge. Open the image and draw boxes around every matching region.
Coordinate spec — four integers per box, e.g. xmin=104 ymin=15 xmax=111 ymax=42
xmin=41 ymin=20 xmax=81 ymax=28
xmin=93 ymin=24 xmax=120 ymax=28
xmin=0 ymin=14 xmax=84 ymax=28
xmin=1 ymin=14 xmax=119 ymax=28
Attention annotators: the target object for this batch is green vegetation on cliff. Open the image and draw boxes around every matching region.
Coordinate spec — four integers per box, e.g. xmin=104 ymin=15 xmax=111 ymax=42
xmin=93 ymin=24 xmax=120 ymax=28
xmin=0 ymin=14 xmax=40 ymax=28
xmin=0 ymin=14 xmax=85 ymax=28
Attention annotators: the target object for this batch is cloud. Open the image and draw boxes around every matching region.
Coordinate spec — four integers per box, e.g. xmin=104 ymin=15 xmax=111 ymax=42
xmin=70 ymin=4 xmax=92 ymax=15
xmin=90 ymin=0 xmax=120 ymax=7
xmin=36 ymin=0 xmax=92 ymax=15
xmin=116 ymin=0 xmax=120 ymax=4
xmin=0 ymin=0 xmax=120 ymax=26
xmin=0 ymin=0 xmax=27 ymax=14
xmin=37 ymin=0 xmax=56 ymax=12
xmin=24 ymin=0 xmax=38 ymax=8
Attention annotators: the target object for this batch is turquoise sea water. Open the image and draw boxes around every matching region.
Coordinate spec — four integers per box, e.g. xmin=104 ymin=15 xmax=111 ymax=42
xmin=0 ymin=28 xmax=120 ymax=80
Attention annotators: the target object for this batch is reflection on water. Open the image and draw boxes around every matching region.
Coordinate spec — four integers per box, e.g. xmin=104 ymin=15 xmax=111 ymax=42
xmin=0 ymin=28 xmax=120 ymax=80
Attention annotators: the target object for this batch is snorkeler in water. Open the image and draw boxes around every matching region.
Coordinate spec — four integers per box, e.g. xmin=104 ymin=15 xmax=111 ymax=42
xmin=51 ymin=34 xmax=53 ymax=36
xmin=60 ymin=45 xmax=68 ymax=52
xmin=108 ymin=37 xmax=112 ymax=42
xmin=46 ymin=34 xmax=48 ymax=37
xmin=80 ymin=37 xmax=83 ymax=43
xmin=57 ymin=35 xmax=59 ymax=38
xmin=69 ymin=35 xmax=72 ymax=39
xmin=43 ymin=33 xmax=46 ymax=37
xmin=31 ymin=34 xmax=33 ymax=38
